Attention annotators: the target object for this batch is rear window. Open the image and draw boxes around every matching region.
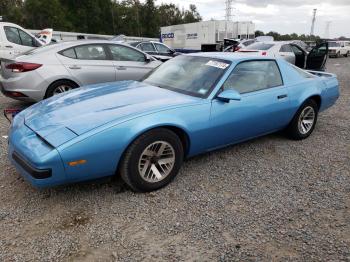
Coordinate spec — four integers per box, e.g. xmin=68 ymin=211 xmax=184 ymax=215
xmin=291 ymin=65 xmax=315 ymax=79
xmin=246 ymin=43 xmax=274 ymax=50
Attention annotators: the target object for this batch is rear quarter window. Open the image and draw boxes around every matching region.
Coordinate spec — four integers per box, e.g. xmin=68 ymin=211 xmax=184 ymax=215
xmin=60 ymin=48 xmax=77 ymax=59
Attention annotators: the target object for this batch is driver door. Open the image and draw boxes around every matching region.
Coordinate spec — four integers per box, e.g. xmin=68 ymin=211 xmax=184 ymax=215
xmin=208 ymin=60 xmax=292 ymax=149
xmin=306 ymin=42 xmax=328 ymax=70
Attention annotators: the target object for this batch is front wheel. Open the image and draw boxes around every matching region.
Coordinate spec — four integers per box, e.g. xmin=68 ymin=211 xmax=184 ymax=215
xmin=286 ymin=99 xmax=318 ymax=140
xmin=120 ymin=128 xmax=184 ymax=192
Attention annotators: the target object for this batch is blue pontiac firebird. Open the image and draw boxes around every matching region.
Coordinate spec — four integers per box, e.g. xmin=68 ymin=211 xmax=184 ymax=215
xmin=8 ymin=53 xmax=339 ymax=191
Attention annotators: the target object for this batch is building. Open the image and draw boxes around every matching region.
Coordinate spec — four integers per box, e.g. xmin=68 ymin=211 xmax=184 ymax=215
xmin=160 ymin=20 xmax=255 ymax=52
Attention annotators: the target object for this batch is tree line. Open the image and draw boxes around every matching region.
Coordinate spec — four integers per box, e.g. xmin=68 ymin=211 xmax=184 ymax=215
xmin=255 ymin=30 xmax=322 ymax=41
xmin=0 ymin=0 xmax=202 ymax=38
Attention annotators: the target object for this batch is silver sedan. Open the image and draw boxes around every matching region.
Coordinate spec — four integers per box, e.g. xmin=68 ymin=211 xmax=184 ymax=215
xmin=0 ymin=40 xmax=162 ymax=102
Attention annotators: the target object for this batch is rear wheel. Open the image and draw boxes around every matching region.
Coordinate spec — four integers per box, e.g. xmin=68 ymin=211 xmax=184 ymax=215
xmin=46 ymin=80 xmax=78 ymax=98
xmin=120 ymin=128 xmax=184 ymax=192
xmin=286 ymin=99 xmax=318 ymax=140
xmin=345 ymin=51 xmax=349 ymax=57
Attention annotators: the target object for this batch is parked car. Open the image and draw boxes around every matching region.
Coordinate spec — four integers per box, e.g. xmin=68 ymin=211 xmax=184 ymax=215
xmin=223 ymin=39 xmax=256 ymax=52
xmin=129 ymin=41 xmax=181 ymax=62
xmin=8 ymin=53 xmax=339 ymax=191
xmin=238 ymin=41 xmax=328 ymax=71
xmin=0 ymin=40 xmax=161 ymax=101
xmin=0 ymin=22 xmax=43 ymax=60
xmin=328 ymin=41 xmax=350 ymax=58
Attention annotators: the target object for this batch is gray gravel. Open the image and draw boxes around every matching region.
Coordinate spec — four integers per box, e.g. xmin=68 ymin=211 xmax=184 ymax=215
xmin=0 ymin=58 xmax=349 ymax=261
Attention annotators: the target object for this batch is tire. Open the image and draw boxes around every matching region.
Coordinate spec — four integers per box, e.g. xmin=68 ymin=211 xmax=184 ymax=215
xmin=120 ymin=128 xmax=184 ymax=192
xmin=336 ymin=52 xmax=341 ymax=58
xmin=286 ymin=99 xmax=318 ymax=140
xmin=345 ymin=51 xmax=349 ymax=57
xmin=46 ymin=80 xmax=78 ymax=98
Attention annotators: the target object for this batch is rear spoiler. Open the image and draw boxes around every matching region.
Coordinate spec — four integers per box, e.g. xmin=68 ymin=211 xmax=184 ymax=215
xmin=306 ymin=70 xmax=336 ymax=78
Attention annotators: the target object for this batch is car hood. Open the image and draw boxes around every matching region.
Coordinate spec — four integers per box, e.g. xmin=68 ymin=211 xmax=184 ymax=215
xmin=23 ymin=81 xmax=202 ymax=147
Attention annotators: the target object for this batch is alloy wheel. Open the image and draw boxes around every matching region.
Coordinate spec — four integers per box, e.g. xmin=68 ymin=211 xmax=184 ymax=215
xmin=298 ymin=106 xmax=315 ymax=134
xmin=53 ymin=85 xmax=73 ymax=95
xmin=138 ymin=141 xmax=175 ymax=183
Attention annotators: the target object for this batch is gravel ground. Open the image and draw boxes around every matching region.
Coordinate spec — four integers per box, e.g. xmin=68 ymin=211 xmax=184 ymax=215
xmin=0 ymin=58 xmax=349 ymax=261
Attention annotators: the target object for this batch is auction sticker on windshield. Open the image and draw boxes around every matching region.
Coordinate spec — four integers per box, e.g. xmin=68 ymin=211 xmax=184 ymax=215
xmin=205 ymin=60 xmax=230 ymax=69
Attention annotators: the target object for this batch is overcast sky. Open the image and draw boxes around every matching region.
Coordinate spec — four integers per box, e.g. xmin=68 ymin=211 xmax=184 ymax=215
xmin=155 ymin=0 xmax=350 ymax=38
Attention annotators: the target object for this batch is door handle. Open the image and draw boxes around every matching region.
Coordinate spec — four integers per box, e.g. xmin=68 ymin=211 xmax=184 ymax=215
xmin=5 ymin=45 xmax=13 ymax=48
xmin=116 ymin=66 xmax=126 ymax=70
xmin=277 ymin=94 xmax=288 ymax=99
xmin=69 ymin=65 xmax=81 ymax=69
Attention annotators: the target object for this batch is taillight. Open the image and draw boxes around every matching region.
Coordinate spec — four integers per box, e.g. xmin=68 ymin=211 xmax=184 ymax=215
xmin=234 ymin=46 xmax=241 ymax=51
xmin=261 ymin=51 xmax=267 ymax=56
xmin=6 ymin=62 xmax=42 ymax=73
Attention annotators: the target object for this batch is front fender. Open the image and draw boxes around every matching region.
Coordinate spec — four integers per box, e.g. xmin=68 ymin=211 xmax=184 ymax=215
xmin=57 ymin=103 xmax=211 ymax=182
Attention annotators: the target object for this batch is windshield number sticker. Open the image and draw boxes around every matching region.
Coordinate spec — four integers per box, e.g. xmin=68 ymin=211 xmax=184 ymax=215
xmin=205 ymin=60 xmax=229 ymax=69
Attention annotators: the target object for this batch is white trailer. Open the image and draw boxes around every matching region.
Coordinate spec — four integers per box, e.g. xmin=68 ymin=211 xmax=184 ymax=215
xmin=160 ymin=20 xmax=255 ymax=52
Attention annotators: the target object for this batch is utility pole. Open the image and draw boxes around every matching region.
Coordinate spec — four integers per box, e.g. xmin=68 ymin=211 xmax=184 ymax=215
xmin=225 ymin=0 xmax=234 ymax=39
xmin=310 ymin=8 xmax=317 ymax=36
xmin=325 ymin=21 xmax=331 ymax=39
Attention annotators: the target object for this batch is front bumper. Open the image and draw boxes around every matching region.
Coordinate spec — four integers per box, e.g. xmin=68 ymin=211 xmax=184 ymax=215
xmin=12 ymin=151 xmax=52 ymax=179
xmin=8 ymin=115 xmax=67 ymax=187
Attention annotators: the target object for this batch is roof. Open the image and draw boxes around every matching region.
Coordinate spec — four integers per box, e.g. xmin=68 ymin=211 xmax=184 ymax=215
xmin=188 ymin=52 xmax=279 ymax=62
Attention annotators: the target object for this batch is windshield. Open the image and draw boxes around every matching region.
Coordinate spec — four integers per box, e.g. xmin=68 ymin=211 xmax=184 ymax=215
xmin=328 ymin=42 xmax=340 ymax=47
xmin=246 ymin=43 xmax=274 ymax=50
xmin=143 ymin=55 xmax=231 ymax=98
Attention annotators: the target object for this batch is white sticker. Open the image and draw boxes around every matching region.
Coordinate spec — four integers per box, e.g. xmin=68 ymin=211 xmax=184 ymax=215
xmin=205 ymin=60 xmax=229 ymax=69
xmin=2 ymin=136 xmax=8 ymax=139
xmin=198 ymin=88 xmax=207 ymax=94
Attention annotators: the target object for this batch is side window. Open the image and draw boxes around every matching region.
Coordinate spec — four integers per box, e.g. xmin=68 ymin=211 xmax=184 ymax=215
xmin=280 ymin=44 xmax=293 ymax=52
xmin=291 ymin=45 xmax=304 ymax=55
xmin=75 ymin=45 xmax=107 ymax=60
xmin=139 ymin=43 xmax=156 ymax=52
xmin=108 ymin=45 xmax=145 ymax=62
xmin=222 ymin=60 xmax=283 ymax=94
xmin=60 ymin=48 xmax=77 ymax=59
xmin=4 ymin=26 xmax=21 ymax=45
xmin=18 ymin=29 xmax=35 ymax=47
xmin=154 ymin=43 xmax=171 ymax=53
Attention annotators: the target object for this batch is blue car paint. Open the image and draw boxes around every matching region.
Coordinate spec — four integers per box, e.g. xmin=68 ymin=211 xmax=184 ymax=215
xmin=8 ymin=54 xmax=340 ymax=188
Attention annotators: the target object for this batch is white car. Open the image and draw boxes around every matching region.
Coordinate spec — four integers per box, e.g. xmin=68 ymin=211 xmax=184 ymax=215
xmin=238 ymin=41 xmax=328 ymax=71
xmin=0 ymin=22 xmax=42 ymax=60
xmin=328 ymin=41 xmax=350 ymax=58
xmin=0 ymin=40 xmax=161 ymax=102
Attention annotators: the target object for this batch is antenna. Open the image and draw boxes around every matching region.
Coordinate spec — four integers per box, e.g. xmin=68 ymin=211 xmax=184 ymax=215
xmin=325 ymin=21 xmax=331 ymax=39
xmin=310 ymin=8 xmax=317 ymax=36
xmin=225 ymin=0 xmax=234 ymax=38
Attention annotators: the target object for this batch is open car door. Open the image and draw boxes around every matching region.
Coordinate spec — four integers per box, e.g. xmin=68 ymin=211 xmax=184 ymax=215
xmin=306 ymin=42 xmax=328 ymax=71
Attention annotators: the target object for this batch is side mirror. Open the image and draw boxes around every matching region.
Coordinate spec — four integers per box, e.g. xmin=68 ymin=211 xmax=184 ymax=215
xmin=145 ymin=54 xmax=152 ymax=63
xmin=217 ymin=89 xmax=241 ymax=102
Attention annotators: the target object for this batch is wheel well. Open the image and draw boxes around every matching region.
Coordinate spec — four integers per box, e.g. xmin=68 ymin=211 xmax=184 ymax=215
xmin=45 ymin=79 xmax=79 ymax=98
xmin=307 ymin=95 xmax=321 ymax=109
xmin=161 ymin=126 xmax=190 ymax=156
